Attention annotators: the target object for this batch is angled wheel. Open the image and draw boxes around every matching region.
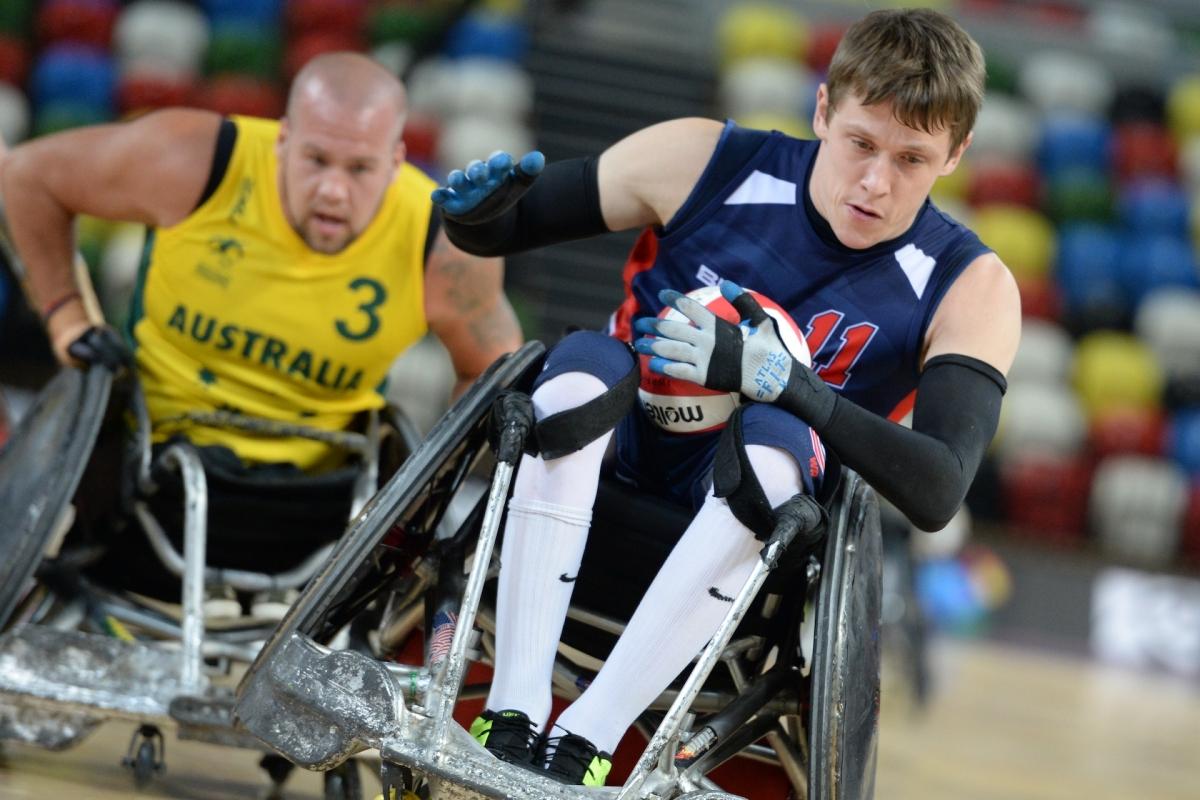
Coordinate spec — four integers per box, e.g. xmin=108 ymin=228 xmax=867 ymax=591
xmin=236 ymin=343 xmax=546 ymax=712
xmin=808 ymin=470 xmax=882 ymax=800
xmin=0 ymin=366 xmax=113 ymax=628
xmin=234 ymin=344 xmax=545 ymax=772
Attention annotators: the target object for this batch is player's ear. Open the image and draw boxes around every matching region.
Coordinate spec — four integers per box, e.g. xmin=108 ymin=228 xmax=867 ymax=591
xmin=812 ymin=84 xmax=831 ymax=140
xmin=940 ymin=130 xmax=972 ymax=176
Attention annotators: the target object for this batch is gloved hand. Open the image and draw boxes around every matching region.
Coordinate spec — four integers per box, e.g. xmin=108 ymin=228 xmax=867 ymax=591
xmin=66 ymin=325 xmax=133 ymax=372
xmin=431 ymin=150 xmax=546 ymax=224
xmin=633 ymin=280 xmax=838 ymax=428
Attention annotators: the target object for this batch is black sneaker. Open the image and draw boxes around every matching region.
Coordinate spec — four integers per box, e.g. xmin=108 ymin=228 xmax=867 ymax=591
xmin=469 ymin=709 xmax=540 ymax=766
xmin=542 ymin=730 xmax=613 ymax=787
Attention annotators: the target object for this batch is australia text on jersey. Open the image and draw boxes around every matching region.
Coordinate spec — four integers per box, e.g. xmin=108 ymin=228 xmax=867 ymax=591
xmin=165 ymin=303 xmax=366 ymax=391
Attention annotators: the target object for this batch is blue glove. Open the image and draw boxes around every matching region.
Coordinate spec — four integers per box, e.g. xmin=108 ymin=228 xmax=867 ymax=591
xmin=634 ymin=280 xmax=837 ymax=426
xmin=431 ymin=150 xmax=545 ymax=225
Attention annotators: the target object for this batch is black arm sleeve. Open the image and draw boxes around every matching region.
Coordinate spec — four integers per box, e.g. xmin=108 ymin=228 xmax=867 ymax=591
xmin=813 ymin=354 xmax=1006 ymax=532
xmin=441 ymin=155 xmax=609 ymax=257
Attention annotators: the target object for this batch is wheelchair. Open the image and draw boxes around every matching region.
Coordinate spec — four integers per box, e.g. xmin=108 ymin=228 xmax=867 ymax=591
xmin=232 ymin=341 xmax=883 ymax=800
xmin=0 ymin=357 xmax=433 ymax=797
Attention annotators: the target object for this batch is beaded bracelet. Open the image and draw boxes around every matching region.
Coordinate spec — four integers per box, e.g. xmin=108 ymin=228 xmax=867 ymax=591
xmin=41 ymin=290 xmax=82 ymax=323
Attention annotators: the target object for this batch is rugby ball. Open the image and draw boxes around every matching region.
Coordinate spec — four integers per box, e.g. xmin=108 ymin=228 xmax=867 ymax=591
xmin=638 ymin=285 xmax=810 ymax=434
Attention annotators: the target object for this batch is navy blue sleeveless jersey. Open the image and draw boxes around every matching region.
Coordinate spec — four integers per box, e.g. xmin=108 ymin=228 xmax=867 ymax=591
xmin=608 ymin=121 xmax=991 ymax=424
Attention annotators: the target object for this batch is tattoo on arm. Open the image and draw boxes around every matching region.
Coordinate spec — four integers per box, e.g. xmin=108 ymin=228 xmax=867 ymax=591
xmin=428 ymin=235 xmax=521 ymax=379
xmin=468 ymin=300 xmax=521 ymax=354
xmin=431 ymin=236 xmax=487 ymax=314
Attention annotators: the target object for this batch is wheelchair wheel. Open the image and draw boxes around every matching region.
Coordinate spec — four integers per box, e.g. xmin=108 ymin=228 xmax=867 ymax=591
xmin=807 ymin=470 xmax=882 ymax=800
xmin=234 ymin=343 xmax=546 ymax=768
xmin=278 ymin=341 xmax=545 ymax=643
xmin=0 ymin=366 xmax=113 ymax=628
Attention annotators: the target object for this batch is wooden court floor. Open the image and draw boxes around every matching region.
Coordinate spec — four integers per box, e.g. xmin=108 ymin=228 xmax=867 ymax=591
xmin=1 ymin=637 xmax=1197 ymax=799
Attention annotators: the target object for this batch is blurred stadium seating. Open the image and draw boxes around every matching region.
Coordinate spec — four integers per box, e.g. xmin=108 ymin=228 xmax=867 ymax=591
xmin=0 ymin=0 xmax=1198 ymax=674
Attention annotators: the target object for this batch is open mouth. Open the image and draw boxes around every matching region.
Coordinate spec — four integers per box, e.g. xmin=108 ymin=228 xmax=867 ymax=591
xmin=312 ymin=212 xmax=347 ymax=234
xmin=848 ymin=203 xmax=881 ymax=220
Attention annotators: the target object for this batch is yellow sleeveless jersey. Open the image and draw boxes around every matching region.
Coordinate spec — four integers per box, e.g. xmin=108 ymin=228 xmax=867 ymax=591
xmin=129 ymin=115 xmax=435 ymax=470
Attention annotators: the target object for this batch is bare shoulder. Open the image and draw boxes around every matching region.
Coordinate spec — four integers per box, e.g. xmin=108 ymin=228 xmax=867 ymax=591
xmin=597 ymin=117 xmax=725 ymax=230
xmin=5 ymin=107 xmax=223 ymax=228
xmin=924 ymin=252 xmax=1022 ymax=375
xmin=115 ymin=108 xmax=226 ymax=195
xmin=616 ymin=117 xmax=726 ymax=151
xmin=17 ymin=107 xmax=221 ymax=169
xmin=133 ymin=106 xmax=223 ymax=133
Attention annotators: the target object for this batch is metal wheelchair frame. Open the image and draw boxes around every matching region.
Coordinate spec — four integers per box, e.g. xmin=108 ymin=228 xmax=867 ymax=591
xmin=233 ymin=342 xmax=882 ymax=800
xmin=0 ymin=363 xmax=424 ymax=795
xmin=0 ymin=343 xmax=880 ymax=799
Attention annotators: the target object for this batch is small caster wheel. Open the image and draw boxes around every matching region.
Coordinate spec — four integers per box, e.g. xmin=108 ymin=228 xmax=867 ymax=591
xmin=121 ymin=724 xmax=165 ymax=788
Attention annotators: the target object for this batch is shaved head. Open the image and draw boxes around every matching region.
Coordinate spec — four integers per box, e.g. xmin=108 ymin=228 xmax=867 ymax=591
xmin=276 ymin=51 xmax=409 ymax=254
xmin=286 ymin=52 xmax=407 ymax=142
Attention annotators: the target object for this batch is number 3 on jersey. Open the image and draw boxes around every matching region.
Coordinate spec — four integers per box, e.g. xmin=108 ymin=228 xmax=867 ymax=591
xmin=803 ymin=310 xmax=879 ymax=389
xmin=336 ymin=276 xmax=387 ymax=341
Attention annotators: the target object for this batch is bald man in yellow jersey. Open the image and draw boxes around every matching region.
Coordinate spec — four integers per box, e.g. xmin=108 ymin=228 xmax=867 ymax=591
xmin=1 ymin=54 xmax=522 ymax=600
xmin=3 ymin=52 xmax=522 ymax=473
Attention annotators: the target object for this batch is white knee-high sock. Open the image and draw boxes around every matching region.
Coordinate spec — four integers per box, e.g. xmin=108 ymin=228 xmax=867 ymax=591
xmin=486 ymin=495 xmax=591 ymax=728
xmin=485 ymin=372 xmax=611 ymax=731
xmin=554 ymin=445 xmax=804 ymax=752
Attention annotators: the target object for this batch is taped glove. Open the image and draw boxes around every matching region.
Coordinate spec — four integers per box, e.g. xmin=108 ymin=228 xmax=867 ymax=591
xmin=634 ymin=280 xmax=838 ymax=428
xmin=431 ymin=150 xmax=546 ymax=224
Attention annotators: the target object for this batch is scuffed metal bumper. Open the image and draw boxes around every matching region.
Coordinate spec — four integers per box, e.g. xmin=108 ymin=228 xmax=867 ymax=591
xmin=235 ymin=631 xmax=746 ymax=800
